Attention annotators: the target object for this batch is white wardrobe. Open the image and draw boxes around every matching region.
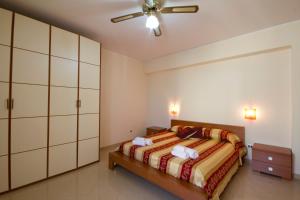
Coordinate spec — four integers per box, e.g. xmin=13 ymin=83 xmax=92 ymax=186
xmin=0 ymin=8 xmax=101 ymax=192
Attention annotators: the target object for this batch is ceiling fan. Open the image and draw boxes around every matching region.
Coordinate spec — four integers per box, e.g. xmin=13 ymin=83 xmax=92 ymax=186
xmin=111 ymin=0 xmax=199 ymax=37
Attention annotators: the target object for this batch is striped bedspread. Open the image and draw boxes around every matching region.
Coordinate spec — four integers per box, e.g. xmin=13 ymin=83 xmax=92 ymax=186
xmin=119 ymin=131 xmax=246 ymax=199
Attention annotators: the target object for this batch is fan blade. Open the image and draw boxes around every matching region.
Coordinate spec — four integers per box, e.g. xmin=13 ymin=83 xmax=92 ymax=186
xmin=153 ymin=26 xmax=162 ymax=37
xmin=111 ymin=12 xmax=144 ymax=23
xmin=161 ymin=5 xmax=199 ymax=13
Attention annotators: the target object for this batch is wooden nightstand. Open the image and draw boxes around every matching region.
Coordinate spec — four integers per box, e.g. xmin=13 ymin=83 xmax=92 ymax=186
xmin=147 ymin=126 xmax=167 ymax=136
xmin=252 ymin=143 xmax=292 ymax=180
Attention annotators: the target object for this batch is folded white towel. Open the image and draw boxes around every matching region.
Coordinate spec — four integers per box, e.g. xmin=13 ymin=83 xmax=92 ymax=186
xmin=134 ymin=137 xmax=146 ymax=142
xmin=173 ymin=145 xmax=186 ymax=152
xmin=145 ymin=138 xmax=153 ymax=145
xmin=172 ymin=145 xmax=199 ymax=159
xmin=132 ymin=137 xmax=153 ymax=146
xmin=171 ymin=150 xmax=189 ymax=159
xmin=132 ymin=139 xmax=147 ymax=146
xmin=185 ymin=148 xmax=199 ymax=159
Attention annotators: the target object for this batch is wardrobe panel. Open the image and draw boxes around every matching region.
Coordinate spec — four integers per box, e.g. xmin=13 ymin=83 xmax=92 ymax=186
xmin=51 ymin=26 xmax=78 ymax=60
xmin=0 ymin=45 xmax=10 ymax=82
xmin=48 ymin=142 xmax=76 ymax=176
xmin=0 ymin=8 xmax=12 ymax=46
xmin=51 ymin=57 xmax=77 ymax=87
xmin=0 ymin=82 xmax=9 ymax=119
xmin=80 ymin=62 xmax=100 ymax=89
xmin=79 ymin=114 xmax=99 ymax=140
xmin=13 ymin=48 xmax=48 ymax=85
xmin=79 ymin=89 xmax=99 ymax=114
xmin=11 ymin=148 xmax=47 ymax=189
xmin=78 ymin=137 xmax=99 ymax=167
xmin=14 ymin=14 xmax=49 ymax=54
xmin=0 ymin=156 xmax=8 ymax=193
xmin=79 ymin=36 xmax=100 ymax=65
xmin=11 ymin=84 xmax=48 ymax=118
xmin=49 ymin=115 xmax=77 ymax=146
xmin=50 ymin=87 xmax=77 ymax=115
xmin=11 ymin=117 xmax=47 ymax=153
xmin=0 ymin=119 xmax=8 ymax=156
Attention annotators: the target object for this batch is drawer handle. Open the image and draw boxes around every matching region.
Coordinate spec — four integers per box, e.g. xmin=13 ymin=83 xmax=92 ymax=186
xmin=268 ymin=167 xmax=273 ymax=172
xmin=268 ymin=156 xmax=273 ymax=161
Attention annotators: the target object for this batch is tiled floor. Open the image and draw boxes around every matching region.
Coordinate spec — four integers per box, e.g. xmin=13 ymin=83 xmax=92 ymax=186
xmin=0 ymin=146 xmax=300 ymax=200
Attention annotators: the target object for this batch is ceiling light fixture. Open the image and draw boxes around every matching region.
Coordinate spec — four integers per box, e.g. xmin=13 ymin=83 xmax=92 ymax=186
xmin=146 ymin=15 xmax=159 ymax=29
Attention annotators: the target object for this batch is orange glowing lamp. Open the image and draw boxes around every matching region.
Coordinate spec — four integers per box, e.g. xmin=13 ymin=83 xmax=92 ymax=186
xmin=169 ymin=103 xmax=179 ymax=117
xmin=244 ymin=108 xmax=257 ymax=120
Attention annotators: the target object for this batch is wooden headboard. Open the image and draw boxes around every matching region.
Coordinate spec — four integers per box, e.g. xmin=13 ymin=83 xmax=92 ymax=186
xmin=171 ymin=119 xmax=245 ymax=143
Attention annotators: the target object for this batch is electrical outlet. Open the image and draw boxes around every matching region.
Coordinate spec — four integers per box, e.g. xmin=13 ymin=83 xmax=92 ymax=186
xmin=247 ymin=144 xmax=253 ymax=149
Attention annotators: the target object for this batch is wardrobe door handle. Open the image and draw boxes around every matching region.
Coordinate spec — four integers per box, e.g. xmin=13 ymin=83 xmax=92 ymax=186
xmin=77 ymin=100 xmax=82 ymax=108
xmin=6 ymin=99 xmax=10 ymax=110
xmin=11 ymin=99 xmax=14 ymax=110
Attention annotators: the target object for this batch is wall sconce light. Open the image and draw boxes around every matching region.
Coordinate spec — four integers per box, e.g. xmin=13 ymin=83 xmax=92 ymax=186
xmin=169 ymin=103 xmax=180 ymax=117
xmin=244 ymin=107 xmax=257 ymax=120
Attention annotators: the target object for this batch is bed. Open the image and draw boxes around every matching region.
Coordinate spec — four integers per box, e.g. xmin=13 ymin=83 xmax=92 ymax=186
xmin=109 ymin=120 xmax=246 ymax=200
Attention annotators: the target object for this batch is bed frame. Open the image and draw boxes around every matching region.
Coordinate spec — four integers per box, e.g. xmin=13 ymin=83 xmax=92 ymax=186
xmin=109 ymin=119 xmax=245 ymax=200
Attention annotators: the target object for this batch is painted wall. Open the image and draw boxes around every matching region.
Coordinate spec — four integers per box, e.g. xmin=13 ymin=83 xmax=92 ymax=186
xmin=100 ymin=48 xmax=147 ymax=148
xmin=147 ymin=48 xmax=291 ymax=157
xmin=145 ymin=20 xmax=300 ymax=174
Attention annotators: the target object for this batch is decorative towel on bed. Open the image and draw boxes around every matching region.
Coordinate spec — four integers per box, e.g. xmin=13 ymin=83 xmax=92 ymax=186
xmin=132 ymin=137 xmax=153 ymax=146
xmin=173 ymin=145 xmax=199 ymax=159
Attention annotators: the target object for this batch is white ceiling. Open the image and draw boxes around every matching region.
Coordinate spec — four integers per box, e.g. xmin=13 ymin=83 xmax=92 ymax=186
xmin=1 ymin=0 xmax=300 ymax=61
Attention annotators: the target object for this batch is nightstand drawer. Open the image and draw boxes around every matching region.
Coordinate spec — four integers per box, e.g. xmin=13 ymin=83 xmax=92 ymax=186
xmin=252 ymin=149 xmax=291 ymax=168
xmin=252 ymin=160 xmax=292 ymax=179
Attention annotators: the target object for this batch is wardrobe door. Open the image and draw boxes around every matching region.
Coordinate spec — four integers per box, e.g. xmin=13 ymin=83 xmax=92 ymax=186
xmin=11 ymin=84 xmax=48 ymax=118
xmin=14 ymin=14 xmax=49 ymax=54
xmin=0 ymin=156 xmax=9 ymax=193
xmin=11 ymin=117 xmax=47 ymax=154
xmin=80 ymin=36 xmax=100 ymax=65
xmin=78 ymin=137 xmax=99 ymax=167
xmin=49 ymin=27 xmax=78 ymax=176
xmin=78 ymin=37 xmax=100 ymax=166
xmin=50 ymin=87 xmax=77 ymax=116
xmin=12 ymin=48 xmax=48 ymax=85
xmin=0 ymin=8 xmax=12 ymax=46
xmin=49 ymin=115 xmax=77 ymax=146
xmin=0 ymin=45 xmax=10 ymax=82
xmin=51 ymin=26 xmax=78 ymax=60
xmin=11 ymin=148 xmax=47 ymax=189
xmin=80 ymin=62 xmax=100 ymax=89
xmin=0 ymin=120 xmax=8 ymax=157
xmin=79 ymin=89 xmax=99 ymax=114
xmin=0 ymin=83 xmax=9 ymax=119
xmin=11 ymin=12 xmax=49 ymax=189
xmin=51 ymin=57 xmax=77 ymax=87
xmin=79 ymin=114 xmax=99 ymax=140
xmin=48 ymin=143 xmax=76 ymax=176
xmin=0 ymin=8 xmax=11 ymax=193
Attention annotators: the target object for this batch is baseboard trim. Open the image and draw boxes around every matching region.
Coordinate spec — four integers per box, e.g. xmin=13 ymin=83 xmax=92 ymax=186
xmin=294 ymin=173 xmax=300 ymax=180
